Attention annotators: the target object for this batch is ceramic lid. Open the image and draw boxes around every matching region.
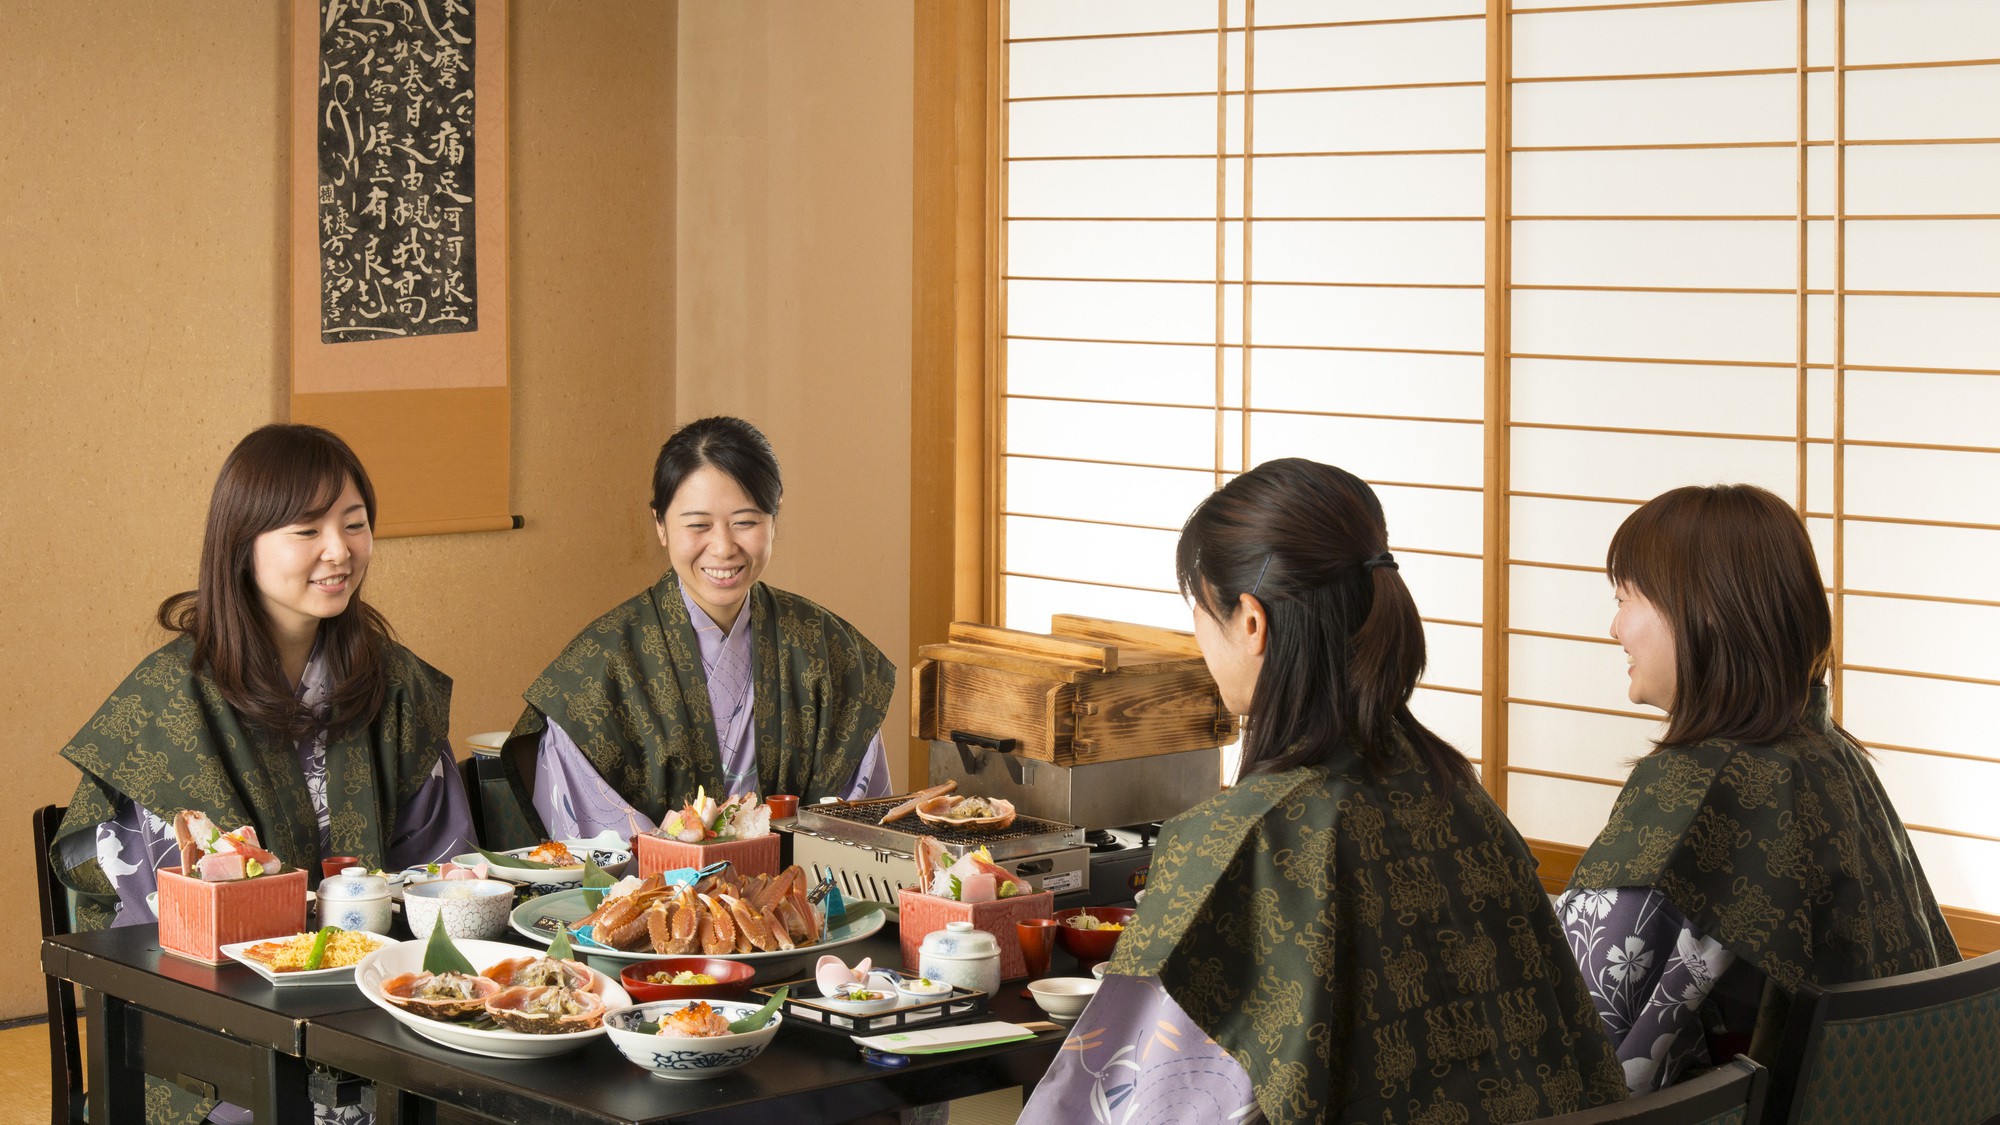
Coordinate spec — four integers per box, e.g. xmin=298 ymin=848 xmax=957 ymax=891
xmin=318 ymin=866 xmax=389 ymax=902
xmin=919 ymin=919 xmax=999 ymax=958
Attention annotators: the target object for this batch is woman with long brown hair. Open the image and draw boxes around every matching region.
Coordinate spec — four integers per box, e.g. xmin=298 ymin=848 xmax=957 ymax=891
xmin=1021 ymin=458 xmax=1625 ymax=1125
xmin=1559 ymin=484 xmax=1958 ymax=1094
xmin=52 ymin=424 xmax=475 ymax=931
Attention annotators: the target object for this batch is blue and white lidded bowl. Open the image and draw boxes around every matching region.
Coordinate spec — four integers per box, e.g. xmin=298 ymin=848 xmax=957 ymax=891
xmin=917 ymin=920 xmax=1001 ymax=997
xmin=317 ymin=866 xmax=392 ymax=935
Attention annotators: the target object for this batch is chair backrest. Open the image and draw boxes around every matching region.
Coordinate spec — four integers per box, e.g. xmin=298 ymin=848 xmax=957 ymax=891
xmin=1528 ymin=1059 xmax=1768 ymax=1125
xmin=1766 ymin=947 xmax=2000 ymax=1125
xmin=34 ymin=803 xmax=85 ymax=1125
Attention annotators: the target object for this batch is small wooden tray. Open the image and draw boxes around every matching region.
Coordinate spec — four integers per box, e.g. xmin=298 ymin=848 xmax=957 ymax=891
xmin=752 ymin=976 xmax=987 ymax=1036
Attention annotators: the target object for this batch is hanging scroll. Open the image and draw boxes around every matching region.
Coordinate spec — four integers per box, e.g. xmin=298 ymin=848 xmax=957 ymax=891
xmin=290 ymin=0 xmax=511 ymax=538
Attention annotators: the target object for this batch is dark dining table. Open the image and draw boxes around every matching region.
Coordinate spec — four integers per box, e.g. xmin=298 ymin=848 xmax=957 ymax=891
xmin=43 ymin=920 xmax=1071 ymax=1124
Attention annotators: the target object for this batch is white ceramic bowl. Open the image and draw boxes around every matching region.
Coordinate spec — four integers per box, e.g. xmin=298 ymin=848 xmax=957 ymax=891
xmin=1091 ymin=962 xmax=1108 ymax=980
xmin=816 ymin=982 xmax=899 ymax=1016
xmin=1026 ymin=976 xmax=1099 ymax=1022
xmin=603 ymin=999 xmax=782 ymax=1080
xmin=402 ymin=879 xmax=515 ymax=942
xmin=896 ymin=975 xmax=955 ymax=1003
xmin=354 ymin=938 xmax=630 ymax=1059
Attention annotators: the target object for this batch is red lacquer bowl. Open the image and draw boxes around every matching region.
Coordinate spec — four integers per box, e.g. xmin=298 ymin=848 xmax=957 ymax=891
xmin=618 ymin=956 xmax=756 ymax=1003
xmin=1053 ymin=906 xmax=1136 ymax=966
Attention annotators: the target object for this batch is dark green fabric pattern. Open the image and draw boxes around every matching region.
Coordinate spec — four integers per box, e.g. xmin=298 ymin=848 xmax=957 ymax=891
xmin=1567 ymin=688 xmax=1959 ymax=995
xmin=1109 ymin=732 xmax=1628 ymax=1125
xmin=504 ymin=570 xmax=894 ymax=824
xmin=1792 ymin=980 xmax=2000 ymax=1124
xmin=52 ymin=634 xmax=451 ymax=929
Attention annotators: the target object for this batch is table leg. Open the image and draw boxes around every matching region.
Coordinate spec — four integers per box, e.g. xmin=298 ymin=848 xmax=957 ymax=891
xmin=83 ymin=988 xmax=142 ymax=1123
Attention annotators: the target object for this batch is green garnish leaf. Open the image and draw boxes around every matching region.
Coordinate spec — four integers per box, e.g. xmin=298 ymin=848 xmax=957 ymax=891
xmin=581 ymin=856 xmax=616 ymax=910
xmin=729 ymin=986 xmax=788 ymax=1034
xmin=478 ymin=846 xmax=561 ymax=870
xmin=304 ymin=926 xmax=338 ymax=970
xmin=948 ymin=874 xmax=962 ymax=902
xmin=712 ymin=804 xmax=738 ymax=836
xmin=637 ymin=1019 xmax=661 ymax=1035
xmin=548 ymin=926 xmax=575 ymax=962
xmin=421 ymin=916 xmax=478 ymax=976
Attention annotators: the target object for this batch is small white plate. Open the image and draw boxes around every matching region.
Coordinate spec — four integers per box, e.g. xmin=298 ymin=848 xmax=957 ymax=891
xmin=220 ymin=933 xmax=389 ymax=987
xmin=355 ymin=938 xmax=630 ymax=1059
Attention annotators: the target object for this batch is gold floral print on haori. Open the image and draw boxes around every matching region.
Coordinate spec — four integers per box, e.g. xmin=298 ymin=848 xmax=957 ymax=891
xmin=503 ymin=570 xmax=894 ymax=823
xmin=52 ymin=635 xmax=449 ymax=928
xmin=1105 ymin=729 xmax=1627 ymax=1124
xmin=1568 ymin=686 xmax=1958 ymax=995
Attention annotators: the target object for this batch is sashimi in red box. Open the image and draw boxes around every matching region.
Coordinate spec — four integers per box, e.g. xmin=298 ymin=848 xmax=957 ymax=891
xmin=157 ymin=812 xmax=308 ymax=963
xmin=634 ymin=788 xmax=780 ymax=879
xmin=896 ymin=840 xmax=1054 ymax=981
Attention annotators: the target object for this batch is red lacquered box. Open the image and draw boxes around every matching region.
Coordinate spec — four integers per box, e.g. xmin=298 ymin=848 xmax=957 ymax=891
xmin=897 ymin=887 xmax=1054 ymax=981
xmin=156 ymin=865 xmax=309 ymax=964
xmin=634 ymin=832 xmax=781 ymax=880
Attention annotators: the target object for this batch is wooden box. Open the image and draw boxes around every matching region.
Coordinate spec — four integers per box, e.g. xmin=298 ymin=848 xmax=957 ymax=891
xmin=897 ymin=887 xmax=1054 ymax=981
xmin=157 ymin=865 xmax=309 ymax=964
xmin=911 ymin=615 xmax=1236 ymax=766
xmin=634 ymin=832 xmax=781 ymax=880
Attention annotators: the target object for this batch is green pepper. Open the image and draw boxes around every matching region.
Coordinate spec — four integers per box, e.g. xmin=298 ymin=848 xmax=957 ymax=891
xmin=304 ymin=926 xmax=339 ymax=970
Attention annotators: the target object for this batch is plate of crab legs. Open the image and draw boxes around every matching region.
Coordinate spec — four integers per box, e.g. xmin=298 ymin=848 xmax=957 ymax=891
xmin=508 ymin=862 xmax=886 ymax=983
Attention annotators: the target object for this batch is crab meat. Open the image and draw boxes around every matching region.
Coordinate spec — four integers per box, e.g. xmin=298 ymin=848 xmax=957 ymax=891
xmin=655 ymin=1000 xmax=733 ymax=1038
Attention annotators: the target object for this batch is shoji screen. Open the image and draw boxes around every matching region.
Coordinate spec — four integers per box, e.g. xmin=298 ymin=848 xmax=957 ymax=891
xmin=1506 ymin=0 xmax=2000 ymax=917
xmin=1001 ymin=0 xmax=1492 ymax=766
xmin=993 ymin=0 xmax=2000 ymax=922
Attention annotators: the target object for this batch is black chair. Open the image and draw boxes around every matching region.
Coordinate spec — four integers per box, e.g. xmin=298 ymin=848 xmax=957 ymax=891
xmin=1764 ymin=947 xmax=2000 ymax=1125
xmin=34 ymin=803 xmax=85 ymax=1125
xmin=457 ymin=754 xmax=487 ymax=845
xmin=1529 ymin=1058 xmax=1768 ymax=1124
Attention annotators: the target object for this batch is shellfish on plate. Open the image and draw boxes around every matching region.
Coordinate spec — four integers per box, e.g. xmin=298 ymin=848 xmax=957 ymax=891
xmin=913 ymin=794 xmax=1018 ymax=830
xmin=482 ymin=954 xmax=599 ymax=994
xmin=485 ymin=984 xmax=610 ymax=1034
xmin=380 ymin=971 xmax=504 ymax=1020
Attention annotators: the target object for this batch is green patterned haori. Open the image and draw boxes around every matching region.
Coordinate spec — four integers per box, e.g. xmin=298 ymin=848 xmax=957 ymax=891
xmin=1109 ymin=732 xmax=1628 ymax=1125
xmin=503 ymin=571 xmax=894 ymax=825
xmin=53 ymin=636 xmax=450 ymax=929
xmin=1568 ymin=687 xmax=1959 ymax=993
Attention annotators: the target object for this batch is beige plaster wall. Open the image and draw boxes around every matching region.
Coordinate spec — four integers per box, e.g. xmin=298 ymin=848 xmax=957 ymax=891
xmin=675 ymin=3 xmax=918 ymax=782
xmin=1 ymin=2 xmax=677 ymax=1018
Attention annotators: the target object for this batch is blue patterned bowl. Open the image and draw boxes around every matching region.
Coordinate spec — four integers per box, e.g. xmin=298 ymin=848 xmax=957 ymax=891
xmin=603 ymin=999 xmax=781 ymax=1081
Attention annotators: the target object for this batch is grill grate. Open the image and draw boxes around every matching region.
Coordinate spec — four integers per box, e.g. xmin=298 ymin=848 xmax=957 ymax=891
xmin=796 ymin=796 xmax=1085 ymax=860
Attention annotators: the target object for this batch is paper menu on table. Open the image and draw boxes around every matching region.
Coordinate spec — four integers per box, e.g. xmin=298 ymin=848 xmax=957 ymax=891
xmin=851 ymin=1021 xmax=1040 ymax=1054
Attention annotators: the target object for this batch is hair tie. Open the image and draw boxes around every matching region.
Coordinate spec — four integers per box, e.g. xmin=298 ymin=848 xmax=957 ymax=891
xmin=1362 ymin=551 xmax=1397 ymax=573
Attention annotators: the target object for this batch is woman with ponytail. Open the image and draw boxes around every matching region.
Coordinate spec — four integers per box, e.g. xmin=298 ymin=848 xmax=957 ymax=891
xmin=1021 ymin=458 xmax=1624 ymax=1125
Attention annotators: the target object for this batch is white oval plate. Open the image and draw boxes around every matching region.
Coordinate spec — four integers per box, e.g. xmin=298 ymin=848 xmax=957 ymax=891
xmin=509 ymin=888 xmax=887 ymax=983
xmin=454 ymin=831 xmax=633 ymax=895
xmin=354 ymin=937 xmax=631 ymax=1059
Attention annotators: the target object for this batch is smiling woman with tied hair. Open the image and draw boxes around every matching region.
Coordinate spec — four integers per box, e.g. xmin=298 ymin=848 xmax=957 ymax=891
xmin=500 ymin=416 xmax=895 ymax=840
xmin=1557 ymin=483 xmax=1959 ymax=1095
xmin=1019 ymin=458 xmax=1626 ymax=1125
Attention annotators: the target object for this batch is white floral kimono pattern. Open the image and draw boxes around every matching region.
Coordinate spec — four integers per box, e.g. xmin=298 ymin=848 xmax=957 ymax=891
xmin=1556 ymin=885 xmax=1736 ymax=1095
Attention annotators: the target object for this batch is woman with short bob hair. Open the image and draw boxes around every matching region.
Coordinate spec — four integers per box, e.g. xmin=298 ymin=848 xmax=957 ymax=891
xmin=501 ymin=416 xmax=894 ymax=838
xmin=1559 ymin=483 xmax=1958 ymax=1094
xmin=51 ymin=424 xmax=475 ymax=1123
xmin=1021 ymin=458 xmax=1625 ymax=1125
